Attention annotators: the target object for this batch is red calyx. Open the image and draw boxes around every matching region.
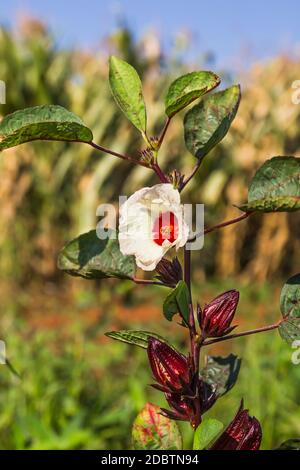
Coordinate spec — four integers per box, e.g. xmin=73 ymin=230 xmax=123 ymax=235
xmin=210 ymin=400 xmax=262 ymax=450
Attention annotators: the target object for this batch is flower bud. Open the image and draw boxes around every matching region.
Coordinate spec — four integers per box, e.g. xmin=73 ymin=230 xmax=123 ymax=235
xmin=155 ymin=257 xmax=182 ymax=286
xmin=199 ymin=290 xmax=239 ymax=338
xmin=147 ymin=337 xmax=190 ymax=391
xmin=210 ymin=401 xmax=262 ymax=450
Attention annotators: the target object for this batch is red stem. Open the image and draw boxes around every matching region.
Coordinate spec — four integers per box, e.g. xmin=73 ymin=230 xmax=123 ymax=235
xmin=202 ymin=318 xmax=284 ymax=347
xmin=158 ymin=117 xmax=171 ymax=148
xmin=152 ymin=162 xmax=170 ymax=183
xmin=181 ymin=161 xmax=202 ymax=191
xmin=189 ymin=211 xmax=252 ymax=242
xmin=89 ymin=141 xmax=150 ymax=168
xmin=132 ymin=277 xmax=172 ymax=287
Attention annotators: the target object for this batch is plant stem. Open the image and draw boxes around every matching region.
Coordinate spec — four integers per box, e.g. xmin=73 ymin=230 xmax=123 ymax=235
xmin=90 ymin=141 xmax=169 ymax=183
xmin=184 ymin=246 xmax=198 ymax=367
xmin=89 ymin=141 xmax=151 ymax=168
xmin=152 ymin=162 xmax=170 ymax=183
xmin=158 ymin=117 xmax=171 ymax=148
xmin=132 ymin=277 xmax=172 ymax=287
xmin=180 ymin=161 xmax=202 ymax=191
xmin=202 ymin=318 xmax=284 ymax=347
xmin=189 ymin=211 xmax=252 ymax=242
xmin=184 ymin=245 xmax=202 ymax=427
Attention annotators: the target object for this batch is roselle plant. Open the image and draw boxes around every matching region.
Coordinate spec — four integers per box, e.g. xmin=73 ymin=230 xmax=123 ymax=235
xmin=0 ymin=56 xmax=300 ymax=451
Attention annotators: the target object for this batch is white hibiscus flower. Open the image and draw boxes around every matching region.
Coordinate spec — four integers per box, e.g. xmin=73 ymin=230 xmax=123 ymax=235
xmin=118 ymin=183 xmax=189 ymax=271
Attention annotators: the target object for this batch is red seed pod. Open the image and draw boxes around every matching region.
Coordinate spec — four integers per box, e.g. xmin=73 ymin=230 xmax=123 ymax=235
xmin=210 ymin=401 xmax=262 ymax=450
xmin=199 ymin=290 xmax=239 ymax=338
xmin=147 ymin=337 xmax=190 ymax=391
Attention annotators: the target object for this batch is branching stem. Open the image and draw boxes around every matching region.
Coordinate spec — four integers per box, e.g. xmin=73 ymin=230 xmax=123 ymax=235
xmin=202 ymin=317 xmax=284 ymax=347
xmin=189 ymin=211 xmax=252 ymax=242
xmin=89 ymin=141 xmax=150 ymax=168
xmin=132 ymin=277 xmax=172 ymax=287
xmin=158 ymin=117 xmax=171 ymax=148
xmin=181 ymin=161 xmax=202 ymax=191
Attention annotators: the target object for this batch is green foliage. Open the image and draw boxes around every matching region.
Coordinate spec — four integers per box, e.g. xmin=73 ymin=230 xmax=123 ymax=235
xmin=165 ymin=71 xmax=220 ymax=117
xmin=240 ymin=157 xmax=300 ymax=212
xmin=201 ymin=354 xmax=241 ymax=397
xmin=105 ymin=330 xmax=168 ymax=349
xmin=0 ymin=20 xmax=300 ymax=451
xmin=163 ymin=280 xmax=190 ymax=323
xmin=109 ymin=56 xmax=147 ymax=134
xmin=279 ymin=273 xmax=300 ymax=344
xmin=57 ymin=230 xmax=136 ymax=280
xmin=0 ymin=105 xmax=93 ymax=151
xmin=276 ymin=439 xmax=300 ymax=450
xmin=0 ymin=282 xmax=299 ymax=450
xmin=193 ymin=418 xmax=223 ymax=450
xmin=184 ymin=85 xmax=241 ymax=160
xmin=132 ymin=403 xmax=182 ymax=450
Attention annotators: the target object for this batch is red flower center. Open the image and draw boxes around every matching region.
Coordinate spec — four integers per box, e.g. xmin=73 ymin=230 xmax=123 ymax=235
xmin=152 ymin=211 xmax=179 ymax=246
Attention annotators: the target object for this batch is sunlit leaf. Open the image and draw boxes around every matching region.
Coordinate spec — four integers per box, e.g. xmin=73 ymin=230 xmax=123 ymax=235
xmin=165 ymin=71 xmax=220 ymax=117
xmin=109 ymin=56 xmax=147 ymax=133
xmin=132 ymin=403 xmax=182 ymax=450
xmin=184 ymin=85 xmax=240 ymax=160
xmin=239 ymin=157 xmax=300 ymax=212
xmin=193 ymin=418 xmax=224 ymax=450
xmin=105 ymin=330 xmax=168 ymax=349
xmin=0 ymin=105 xmax=93 ymax=151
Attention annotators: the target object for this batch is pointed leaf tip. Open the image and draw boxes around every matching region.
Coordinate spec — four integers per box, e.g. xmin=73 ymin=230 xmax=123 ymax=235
xmin=165 ymin=71 xmax=221 ymax=117
xmin=109 ymin=56 xmax=147 ymax=133
xmin=0 ymin=105 xmax=93 ymax=151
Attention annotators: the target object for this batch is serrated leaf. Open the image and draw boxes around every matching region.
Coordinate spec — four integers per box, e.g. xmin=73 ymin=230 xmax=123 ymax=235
xmin=239 ymin=157 xmax=300 ymax=212
xmin=109 ymin=56 xmax=147 ymax=133
xmin=132 ymin=403 xmax=182 ymax=450
xmin=276 ymin=439 xmax=300 ymax=450
xmin=201 ymin=354 xmax=241 ymax=397
xmin=163 ymin=280 xmax=190 ymax=324
xmin=279 ymin=274 xmax=300 ymax=344
xmin=165 ymin=71 xmax=220 ymax=118
xmin=105 ymin=330 xmax=168 ymax=349
xmin=0 ymin=105 xmax=93 ymax=151
xmin=193 ymin=418 xmax=224 ymax=450
xmin=184 ymin=85 xmax=241 ymax=160
xmin=57 ymin=229 xmax=135 ymax=280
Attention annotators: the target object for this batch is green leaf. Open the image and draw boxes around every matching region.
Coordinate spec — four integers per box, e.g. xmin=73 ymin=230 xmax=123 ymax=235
xmin=276 ymin=439 xmax=300 ymax=450
xmin=280 ymin=273 xmax=300 ymax=318
xmin=239 ymin=157 xmax=300 ymax=212
xmin=132 ymin=403 xmax=182 ymax=450
xmin=109 ymin=56 xmax=147 ymax=133
xmin=163 ymin=280 xmax=190 ymax=324
xmin=184 ymin=85 xmax=241 ymax=160
xmin=201 ymin=354 xmax=241 ymax=397
xmin=0 ymin=105 xmax=93 ymax=151
xmin=57 ymin=229 xmax=136 ymax=280
xmin=165 ymin=71 xmax=220 ymax=118
xmin=105 ymin=330 xmax=168 ymax=349
xmin=193 ymin=418 xmax=224 ymax=450
xmin=279 ymin=273 xmax=300 ymax=344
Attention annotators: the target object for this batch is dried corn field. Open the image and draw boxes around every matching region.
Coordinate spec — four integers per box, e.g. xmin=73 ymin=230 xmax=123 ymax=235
xmin=0 ymin=18 xmax=300 ymax=295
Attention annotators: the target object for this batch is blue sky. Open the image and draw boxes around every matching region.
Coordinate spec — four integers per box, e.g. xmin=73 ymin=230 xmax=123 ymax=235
xmin=1 ymin=0 xmax=300 ymax=68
